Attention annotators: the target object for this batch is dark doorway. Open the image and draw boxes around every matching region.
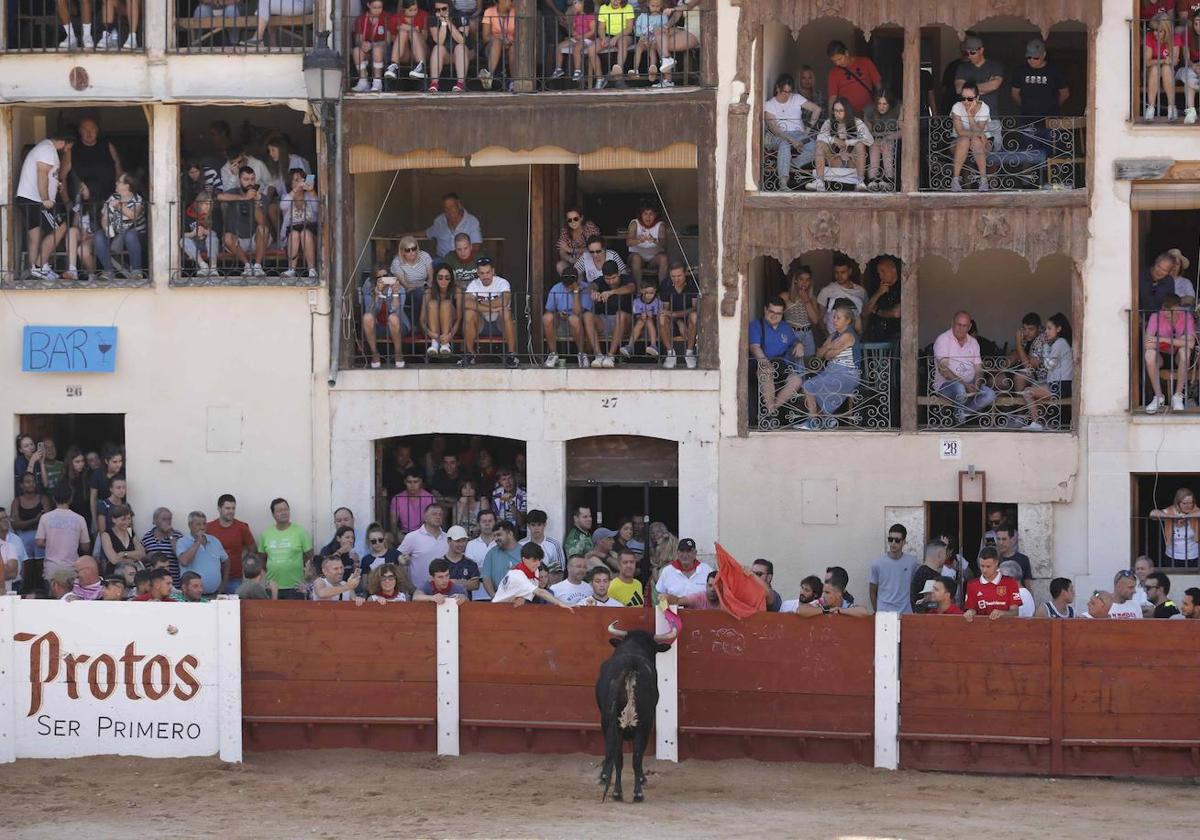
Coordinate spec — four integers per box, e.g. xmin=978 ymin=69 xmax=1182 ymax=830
xmin=19 ymin=413 xmax=125 ymax=460
xmin=566 ymin=483 xmax=679 ymax=535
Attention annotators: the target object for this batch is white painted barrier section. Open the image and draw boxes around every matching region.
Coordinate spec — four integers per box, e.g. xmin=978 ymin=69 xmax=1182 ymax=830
xmin=873 ymin=611 xmax=900 ymax=770
xmin=655 ymin=606 xmax=679 ymax=762
xmin=436 ymin=599 xmax=460 ymax=757
xmin=0 ymin=596 xmax=242 ymax=763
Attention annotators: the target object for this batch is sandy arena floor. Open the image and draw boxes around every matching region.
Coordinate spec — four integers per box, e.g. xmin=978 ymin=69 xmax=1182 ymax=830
xmin=0 ymin=750 xmax=1192 ymax=839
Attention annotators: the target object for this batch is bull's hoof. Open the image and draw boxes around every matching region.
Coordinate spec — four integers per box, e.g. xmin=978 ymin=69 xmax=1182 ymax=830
xmin=633 ymin=792 xmax=644 ymax=803
xmin=612 ymin=791 xmax=623 ymax=801
xmin=636 ymin=775 xmax=647 ymax=786
xmin=598 ymin=774 xmax=610 ymax=786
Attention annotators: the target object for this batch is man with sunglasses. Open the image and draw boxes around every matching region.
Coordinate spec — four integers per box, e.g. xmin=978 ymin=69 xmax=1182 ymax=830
xmin=750 ymin=559 xmax=782 ymax=611
xmin=869 ymin=524 xmax=917 ymax=613
xmin=954 ymin=35 xmax=1004 ymax=116
xmin=1108 ymin=569 xmax=1143 ymax=619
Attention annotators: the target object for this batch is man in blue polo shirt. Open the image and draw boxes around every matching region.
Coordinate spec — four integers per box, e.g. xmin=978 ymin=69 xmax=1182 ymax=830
xmin=176 ymin=511 xmax=229 ymax=597
xmin=542 ymin=267 xmax=599 ymax=369
xmin=750 ymin=296 xmax=806 ymax=412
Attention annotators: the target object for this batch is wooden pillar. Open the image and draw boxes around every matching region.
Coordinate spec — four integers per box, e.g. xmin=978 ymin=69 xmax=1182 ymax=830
xmin=900 ymin=260 xmax=918 ymax=432
xmin=699 ymin=2 xmax=717 ymax=89
xmin=900 ymin=25 xmax=920 ymax=193
xmin=516 ymin=0 xmax=537 ymax=93
xmin=530 ymin=164 xmax=548 ymax=354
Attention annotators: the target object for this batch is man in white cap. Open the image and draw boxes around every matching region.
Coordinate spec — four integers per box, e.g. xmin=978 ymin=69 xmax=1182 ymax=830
xmin=921 ymin=578 xmax=963 ymax=615
xmin=444 ymin=525 xmax=486 ymax=600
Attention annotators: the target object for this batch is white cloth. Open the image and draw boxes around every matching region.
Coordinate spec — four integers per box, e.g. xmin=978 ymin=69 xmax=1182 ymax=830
xmin=780 ymin=598 xmax=801 ymax=613
xmin=398 ymin=527 xmax=448 ymax=590
xmin=493 ymin=568 xmax=538 ymax=603
xmin=950 ymin=100 xmax=991 ymax=134
xmin=582 ymin=596 xmax=623 ymax=607
xmin=465 ymin=276 xmax=512 ymax=321
xmin=1017 ymin=587 xmax=1036 ymax=618
xmin=1108 ymin=600 xmax=1143 ymax=620
xmin=17 ymin=139 xmax=62 ymax=203
xmin=549 ymin=579 xmax=592 ymax=605
xmin=764 ymin=93 xmax=810 ymax=134
xmin=655 ymin=561 xmax=714 ymax=598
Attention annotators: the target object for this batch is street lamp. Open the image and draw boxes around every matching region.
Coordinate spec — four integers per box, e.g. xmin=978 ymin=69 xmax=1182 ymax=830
xmin=303 ymin=32 xmax=343 ymax=106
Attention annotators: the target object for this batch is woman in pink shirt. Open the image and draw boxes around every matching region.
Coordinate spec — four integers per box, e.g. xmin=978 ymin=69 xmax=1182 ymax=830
xmin=1143 ymin=11 xmax=1183 ymax=120
xmin=1143 ymin=293 xmax=1195 ymax=413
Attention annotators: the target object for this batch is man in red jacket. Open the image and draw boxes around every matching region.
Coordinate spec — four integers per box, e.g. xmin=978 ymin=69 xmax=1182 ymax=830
xmin=826 ymin=39 xmax=882 ymax=115
xmin=963 ymin=548 xmax=1020 ymax=621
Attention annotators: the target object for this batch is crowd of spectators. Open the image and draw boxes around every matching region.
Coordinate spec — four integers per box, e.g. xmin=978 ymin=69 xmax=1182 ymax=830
xmin=1138 ymin=248 xmax=1200 ymax=412
xmin=764 ymin=32 xmax=1072 ymax=192
xmin=347 ymin=0 xmax=701 ymax=93
xmin=360 ymin=195 xmax=699 ymax=369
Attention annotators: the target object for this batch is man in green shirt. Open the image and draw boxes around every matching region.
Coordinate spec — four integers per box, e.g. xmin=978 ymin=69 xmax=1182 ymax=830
xmin=442 ymin=233 xmax=489 ymax=291
xmin=258 ymin=497 xmax=313 ymax=599
xmin=563 ymin=504 xmax=594 ymax=559
xmin=40 ymin=437 xmax=65 ymax=491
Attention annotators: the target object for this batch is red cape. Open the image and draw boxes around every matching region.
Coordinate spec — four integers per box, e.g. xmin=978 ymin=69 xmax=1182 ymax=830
xmin=712 ymin=543 xmax=766 ymax=619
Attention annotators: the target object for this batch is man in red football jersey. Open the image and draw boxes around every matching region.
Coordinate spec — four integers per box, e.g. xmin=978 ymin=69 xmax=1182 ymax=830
xmin=963 ymin=548 xmax=1020 ymax=622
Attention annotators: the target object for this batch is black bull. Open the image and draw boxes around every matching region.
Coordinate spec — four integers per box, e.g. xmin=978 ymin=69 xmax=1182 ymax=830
xmin=596 ymin=621 xmax=677 ymax=802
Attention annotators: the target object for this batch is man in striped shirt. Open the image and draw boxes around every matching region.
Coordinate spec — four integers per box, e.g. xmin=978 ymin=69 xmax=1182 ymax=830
xmin=142 ymin=507 xmax=184 ymax=587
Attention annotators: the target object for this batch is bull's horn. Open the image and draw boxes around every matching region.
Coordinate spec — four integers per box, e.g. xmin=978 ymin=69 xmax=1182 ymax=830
xmin=607 ymin=621 xmax=628 ymax=639
xmin=653 ymin=626 xmax=678 ymax=644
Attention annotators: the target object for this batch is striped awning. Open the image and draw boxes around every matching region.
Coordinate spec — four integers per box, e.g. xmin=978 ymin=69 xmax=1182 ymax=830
xmin=1130 ymin=183 xmax=1200 ymax=211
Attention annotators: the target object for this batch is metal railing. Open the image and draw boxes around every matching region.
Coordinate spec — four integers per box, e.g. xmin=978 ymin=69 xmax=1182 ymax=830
xmin=919 ymin=356 xmax=1071 ymax=431
xmin=170 ymin=1 xmax=317 ymax=53
xmin=921 ymin=115 xmax=1084 ymax=191
xmin=1130 ymin=16 xmax=1200 ymax=124
xmin=341 ymin=279 xmax=704 ymax=370
xmin=341 ymin=8 xmax=701 ymax=94
xmin=5 ymin=5 xmax=144 ymax=51
xmin=170 ymin=196 xmax=323 ymax=286
xmin=753 ymin=349 xmax=899 ymax=431
xmin=4 ymin=199 xmax=152 ymax=289
xmin=1133 ymin=515 xmax=1200 ymax=570
xmin=1131 ymin=307 xmax=1197 ymax=414
xmin=761 ymin=125 xmax=899 ymax=193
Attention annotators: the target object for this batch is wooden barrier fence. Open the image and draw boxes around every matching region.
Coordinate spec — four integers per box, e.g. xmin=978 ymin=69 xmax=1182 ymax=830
xmin=239 ymin=602 xmax=1200 ymax=778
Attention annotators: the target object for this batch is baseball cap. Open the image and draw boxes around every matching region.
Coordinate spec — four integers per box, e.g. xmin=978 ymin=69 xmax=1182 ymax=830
xmin=446 ymin=525 xmax=469 ymax=541
xmin=920 ymin=579 xmax=938 ymax=594
xmin=963 ymin=35 xmax=983 ymax=51
xmin=543 ymin=561 xmax=563 ymax=574
xmin=679 ymin=538 xmax=697 ymax=551
xmin=475 ymin=256 xmax=493 ymax=267
xmin=1025 ymin=38 xmax=1046 ymax=59
xmin=593 ymin=527 xmax=617 ymax=541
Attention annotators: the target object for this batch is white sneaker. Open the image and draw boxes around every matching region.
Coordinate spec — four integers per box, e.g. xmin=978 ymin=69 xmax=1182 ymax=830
xmin=577 ymin=353 xmax=589 ymax=368
xmin=1187 ymin=107 xmax=1199 ymax=125
xmin=409 ymin=61 xmax=426 ymax=79
xmin=600 ymin=355 xmax=615 ymax=368
xmin=590 ymin=355 xmax=604 ymax=368
xmin=551 ymin=67 xmax=566 ymax=79
xmin=950 ymin=177 xmax=963 ymax=192
xmin=196 ymin=258 xmax=210 ymax=272
xmin=664 ymin=349 xmax=677 ymax=369
xmin=660 ymin=56 xmax=676 ymax=72
xmin=103 ymin=29 xmax=120 ymax=50
xmin=646 ymin=345 xmax=659 ymax=357
xmin=353 ymin=78 xmax=370 ymax=93
xmin=281 ymin=268 xmax=297 ymax=278
xmin=384 ymin=63 xmax=399 ymax=80
xmin=81 ymin=30 xmax=94 ymax=48
xmin=651 ymin=79 xmax=675 ymax=88
xmin=439 ymin=343 xmax=452 ymax=356
xmin=804 ymin=178 xmax=826 ymax=192
xmin=572 ymin=69 xmax=583 ymax=82
xmin=307 ymin=268 xmax=318 ymax=278
xmin=479 ymin=68 xmax=493 ymax=90
xmin=369 ymin=359 xmax=381 ymax=369
xmin=854 ymin=180 xmax=868 ymax=192
xmin=394 ymin=358 xmax=406 ymax=369
xmin=1026 ymin=421 xmax=1044 ymax=432
xmin=1168 ymin=105 xmax=1179 ymax=121
xmin=252 ymin=263 xmax=266 ymax=277
xmin=123 ymin=33 xmax=137 ymax=50
xmin=685 ymin=348 xmax=697 ymax=369
xmin=59 ymin=32 xmax=79 ymax=50
xmin=618 ymin=344 xmax=632 ymax=358
xmin=242 ymin=263 xmax=253 ymax=276
xmin=544 ymin=353 xmax=559 ymax=368
xmin=1146 ymin=395 xmax=1165 ymax=414
xmin=42 ymin=265 xmax=60 ymax=281
xmin=427 ymin=342 xmax=439 ymax=356
xmin=1144 ymin=105 xmax=1156 ymax=121
xmin=1172 ymin=393 xmax=1185 ymax=412
xmin=370 ymin=78 xmax=383 ymax=93
xmin=594 ymin=78 xmax=607 ymax=90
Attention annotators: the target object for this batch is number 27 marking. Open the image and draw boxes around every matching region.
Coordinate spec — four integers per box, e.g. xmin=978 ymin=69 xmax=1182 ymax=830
xmin=602 ymin=397 xmax=618 ymax=408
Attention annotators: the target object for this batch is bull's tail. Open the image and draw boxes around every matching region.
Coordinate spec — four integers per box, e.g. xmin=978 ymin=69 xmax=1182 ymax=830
xmin=618 ymin=672 xmax=638 ymax=729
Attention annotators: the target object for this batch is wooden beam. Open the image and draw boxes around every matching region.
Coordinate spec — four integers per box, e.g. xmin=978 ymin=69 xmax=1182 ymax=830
xmin=699 ymin=3 xmax=717 ymax=89
xmin=900 ymin=25 xmax=920 ymax=193
xmin=530 ymin=164 xmax=548 ymax=354
xmin=516 ymin=0 xmax=537 ymax=93
xmin=698 ymin=106 xmax=720 ymax=370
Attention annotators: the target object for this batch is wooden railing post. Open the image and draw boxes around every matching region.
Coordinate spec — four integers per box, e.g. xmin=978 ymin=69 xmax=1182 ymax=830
xmin=900 ymin=25 xmax=920 ymax=193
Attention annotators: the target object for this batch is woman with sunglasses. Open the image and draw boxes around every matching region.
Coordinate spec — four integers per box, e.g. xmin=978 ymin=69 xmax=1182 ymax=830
xmin=1150 ymin=487 xmax=1200 ymax=567
xmin=949 ymin=80 xmax=991 ymax=192
xmin=555 ymin=207 xmax=601 ymax=275
xmin=422 ymin=265 xmax=461 ymax=356
xmin=360 ymin=562 xmax=413 ymax=603
xmin=389 ymin=235 xmax=434 ymax=331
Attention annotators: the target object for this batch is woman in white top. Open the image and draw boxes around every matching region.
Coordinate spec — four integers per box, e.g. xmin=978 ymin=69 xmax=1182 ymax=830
xmin=805 ymin=96 xmax=873 ymax=192
xmin=1021 ymin=312 xmax=1072 ymax=431
xmin=264 ymin=135 xmax=310 ymax=233
xmin=626 ymin=205 xmax=668 ymax=283
xmin=1150 ymin=488 xmax=1200 ymax=565
xmin=949 ymin=80 xmax=991 ymax=192
xmin=389 ymin=235 xmax=434 ymax=329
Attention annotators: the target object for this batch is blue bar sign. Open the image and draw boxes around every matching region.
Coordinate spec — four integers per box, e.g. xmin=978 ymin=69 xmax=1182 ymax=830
xmin=22 ymin=326 xmax=118 ymax=373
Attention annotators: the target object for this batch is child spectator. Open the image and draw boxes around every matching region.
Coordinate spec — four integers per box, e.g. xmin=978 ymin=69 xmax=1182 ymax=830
xmin=1143 ymin=11 xmax=1181 ymax=120
xmin=181 ymin=190 xmax=221 ymax=277
xmin=864 ymin=91 xmax=900 ymax=191
xmin=1022 ymin=313 xmax=1073 ymax=431
xmin=353 ymin=0 xmax=393 ymax=93
xmin=622 ymin=281 xmax=662 ymax=358
xmin=626 ymin=205 xmax=668 ymax=284
xmin=631 ymin=0 xmax=672 ymax=83
xmin=552 ymin=0 xmax=600 ymax=83
xmin=596 ymin=0 xmax=635 ymax=85
xmin=427 ymin=1 xmax=474 ymax=93
xmin=386 ymin=1 xmax=430 ymax=82
xmin=806 ymin=96 xmax=873 ymax=192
